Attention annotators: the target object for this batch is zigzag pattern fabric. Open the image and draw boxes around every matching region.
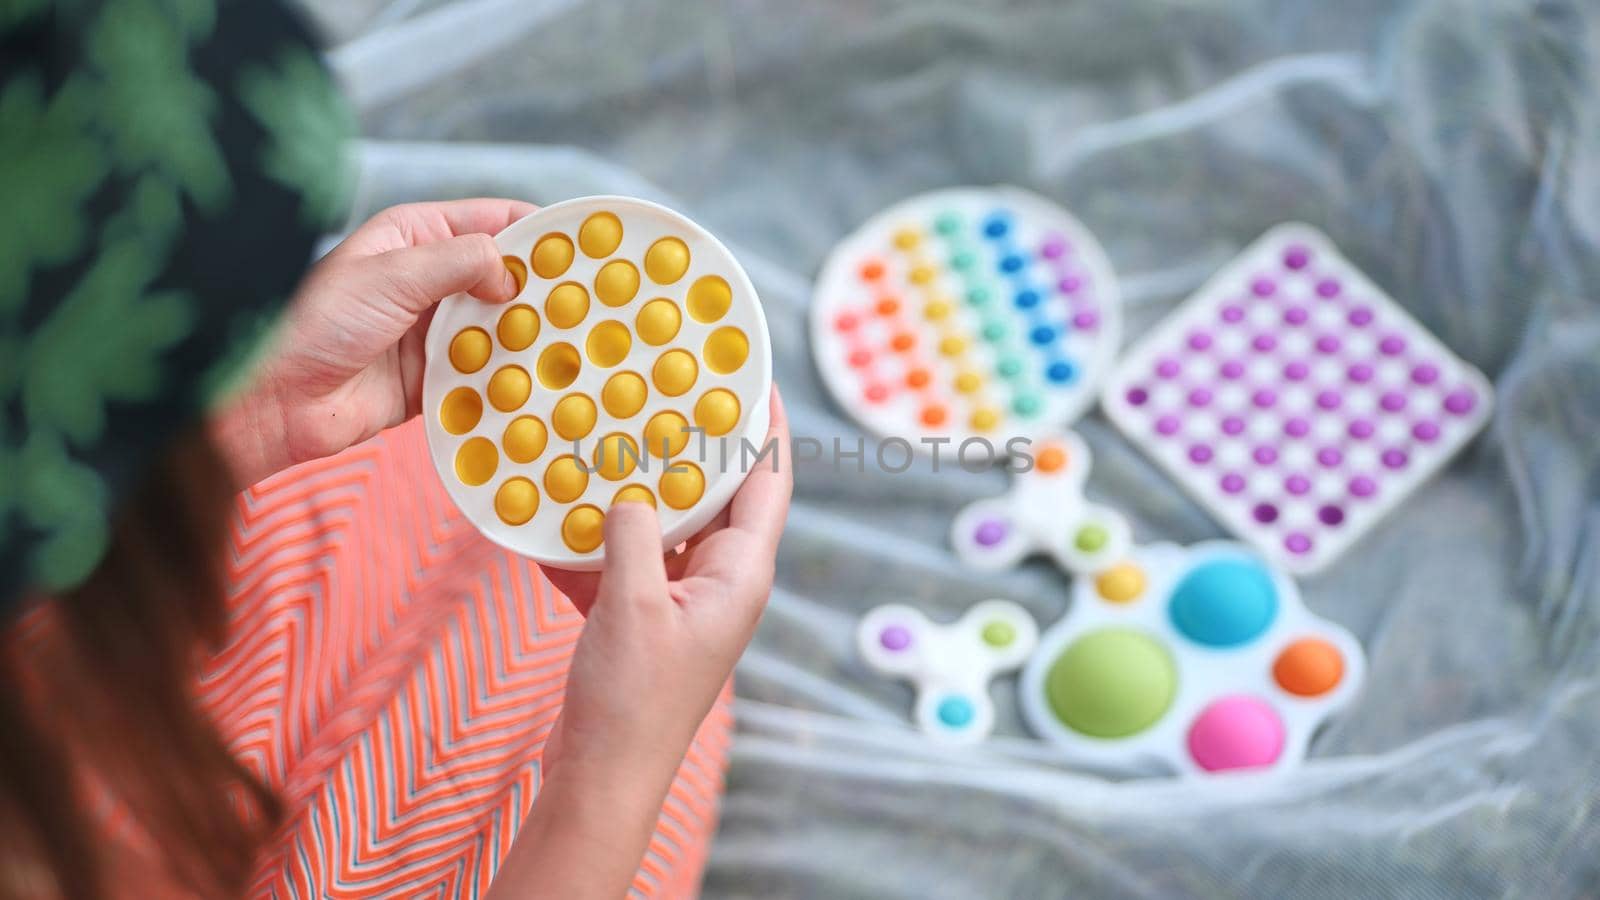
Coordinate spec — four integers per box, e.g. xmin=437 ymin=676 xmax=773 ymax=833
xmin=199 ymin=418 xmax=731 ymax=898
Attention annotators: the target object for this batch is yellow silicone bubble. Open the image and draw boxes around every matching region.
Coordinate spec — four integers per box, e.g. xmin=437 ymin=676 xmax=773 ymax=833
xmin=892 ymin=228 xmax=920 ymax=250
xmin=497 ymin=304 xmax=540 ymax=351
xmin=531 ymin=233 xmax=574 ymax=279
xmin=502 ymin=415 xmax=548 ymax=464
xmin=601 ymin=371 xmax=647 ymax=418
xmin=612 ymin=484 xmax=656 ymax=508
xmin=487 ymin=365 xmax=532 ymax=412
xmin=652 ymin=349 xmax=698 ymax=397
xmin=636 ymin=299 xmax=682 ymax=346
xmin=454 ymin=437 xmax=498 ymax=486
xmin=592 ymin=432 xmax=640 ymax=482
xmin=544 ymin=454 xmax=590 ymax=503
xmin=909 ymin=265 xmax=936 ymax=285
xmin=449 ymin=327 xmax=492 ymax=374
xmin=955 ymin=371 xmax=982 ymax=394
xmin=924 ymin=300 xmax=952 ymax=322
xmin=939 ymin=335 xmax=967 ymax=357
xmin=578 ymin=212 xmax=623 ymax=258
xmin=971 ymin=407 xmax=1000 ymax=432
xmin=659 ymin=462 xmax=705 ymax=510
xmin=702 ymin=327 xmax=749 ymax=375
xmin=494 ymin=477 xmax=539 ymax=526
xmin=644 ymin=237 xmax=690 ymax=285
xmin=503 ymin=255 xmax=528 ymax=294
xmin=644 ymin=410 xmax=690 ymax=458
xmin=594 ymin=260 xmax=639 ymax=307
xmin=546 ymin=282 xmax=590 ymax=329
xmin=585 ymin=320 xmax=633 ymax=367
xmin=552 ymin=393 xmax=598 ymax=441
xmin=561 ymin=505 xmax=605 ymax=553
xmin=693 ymin=389 xmax=741 ymax=437
xmin=536 ymin=342 xmax=581 ymax=390
xmin=439 ymin=387 xmax=483 ymax=435
xmin=686 ymin=275 xmax=732 ymax=323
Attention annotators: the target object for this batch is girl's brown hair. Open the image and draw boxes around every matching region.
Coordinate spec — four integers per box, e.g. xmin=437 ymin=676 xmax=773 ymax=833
xmin=0 ymin=434 xmax=279 ymax=899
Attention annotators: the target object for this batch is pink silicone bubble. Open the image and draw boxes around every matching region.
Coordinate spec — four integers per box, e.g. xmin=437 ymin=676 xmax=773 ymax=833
xmin=1187 ymin=696 xmax=1286 ymax=772
xmin=880 ymin=625 xmax=913 ymax=652
xmin=1283 ymin=245 xmax=1311 ymax=269
xmin=1251 ymin=277 xmax=1276 ymax=297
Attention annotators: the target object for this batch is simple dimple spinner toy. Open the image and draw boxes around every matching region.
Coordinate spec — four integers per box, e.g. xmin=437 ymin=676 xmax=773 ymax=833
xmin=811 ymin=187 xmax=1121 ymax=448
xmin=422 ymin=197 xmax=772 ymax=569
xmin=857 ymin=600 xmax=1038 ymax=743
xmin=1100 ymin=224 xmax=1493 ymax=575
xmin=953 ymin=432 xmax=1364 ymax=774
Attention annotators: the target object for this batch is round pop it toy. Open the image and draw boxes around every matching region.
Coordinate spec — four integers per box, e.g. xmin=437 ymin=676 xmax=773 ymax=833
xmin=422 ymin=197 xmax=771 ymax=569
xmin=857 ymin=600 xmax=1038 ymax=744
xmin=811 ymin=187 xmax=1120 ymax=449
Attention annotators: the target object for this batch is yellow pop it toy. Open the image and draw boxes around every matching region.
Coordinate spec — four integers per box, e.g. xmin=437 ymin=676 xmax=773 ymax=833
xmin=422 ymin=197 xmax=772 ymax=569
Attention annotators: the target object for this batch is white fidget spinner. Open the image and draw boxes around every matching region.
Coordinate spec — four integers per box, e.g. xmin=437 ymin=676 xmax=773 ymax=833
xmin=857 ymin=600 xmax=1038 ymax=743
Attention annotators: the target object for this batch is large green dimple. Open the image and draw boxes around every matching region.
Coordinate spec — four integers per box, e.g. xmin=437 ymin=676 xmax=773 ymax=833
xmin=1045 ymin=628 xmax=1177 ymax=739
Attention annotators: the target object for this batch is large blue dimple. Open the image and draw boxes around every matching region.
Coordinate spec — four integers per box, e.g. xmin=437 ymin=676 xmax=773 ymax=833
xmin=1168 ymin=557 xmax=1278 ymax=647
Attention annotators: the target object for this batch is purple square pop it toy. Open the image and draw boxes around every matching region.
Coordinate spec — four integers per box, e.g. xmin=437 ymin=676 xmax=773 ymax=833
xmin=1101 ymin=225 xmax=1493 ymax=576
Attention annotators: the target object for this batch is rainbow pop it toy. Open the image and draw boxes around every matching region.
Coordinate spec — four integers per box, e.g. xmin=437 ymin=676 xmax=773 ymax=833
xmin=954 ymin=432 xmax=1364 ymax=775
xmin=1101 ymin=224 xmax=1493 ymax=575
xmin=422 ymin=197 xmax=771 ymax=569
xmin=857 ymin=600 xmax=1038 ymax=743
xmin=812 ymin=187 xmax=1120 ymax=448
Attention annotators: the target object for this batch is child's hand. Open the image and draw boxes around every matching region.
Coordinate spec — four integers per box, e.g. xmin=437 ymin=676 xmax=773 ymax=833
xmin=214 ymin=199 xmax=534 ymax=487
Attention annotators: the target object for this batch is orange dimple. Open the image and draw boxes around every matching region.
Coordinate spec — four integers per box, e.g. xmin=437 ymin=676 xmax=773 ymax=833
xmin=875 ymin=298 xmax=900 ymax=317
xmin=920 ymin=405 xmax=947 ymax=426
xmin=1273 ymin=639 xmax=1344 ymax=697
xmin=890 ymin=332 xmax=915 ymax=352
xmin=1036 ymin=443 xmax=1068 ymax=473
xmin=860 ymin=260 xmax=885 ymax=281
xmin=905 ymin=368 xmax=931 ymax=389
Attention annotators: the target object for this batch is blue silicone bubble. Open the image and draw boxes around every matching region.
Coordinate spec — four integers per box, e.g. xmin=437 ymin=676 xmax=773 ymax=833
xmin=937 ymin=695 xmax=976 ymax=727
xmin=1167 ymin=557 xmax=1279 ymax=647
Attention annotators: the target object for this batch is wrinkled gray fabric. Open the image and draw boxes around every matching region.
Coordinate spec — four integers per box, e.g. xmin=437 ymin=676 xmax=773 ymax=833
xmin=296 ymin=1 xmax=1600 ymax=896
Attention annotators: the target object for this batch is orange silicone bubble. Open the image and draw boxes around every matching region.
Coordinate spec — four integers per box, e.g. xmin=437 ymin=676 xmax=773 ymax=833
xmin=906 ymin=368 xmax=931 ymax=389
xmin=859 ymin=260 xmax=884 ymax=281
xmin=544 ymin=455 xmax=590 ymax=503
xmin=449 ymin=327 xmax=492 ymax=374
xmin=551 ymin=393 xmax=597 ymax=441
xmin=644 ymin=410 xmax=690 ymax=458
xmin=601 ymin=371 xmax=647 ymax=418
xmin=497 ymin=304 xmax=540 ymax=351
xmin=594 ymin=260 xmax=639 ymax=307
xmin=703 ymin=327 xmax=749 ymax=375
xmin=612 ymin=485 xmax=657 ymax=508
xmin=652 ymin=350 xmax=698 ymax=397
xmin=1036 ymin=443 xmax=1068 ymax=473
xmin=592 ymin=433 xmax=640 ymax=482
xmin=1273 ymin=639 xmax=1344 ymax=697
xmin=644 ymin=237 xmax=690 ymax=284
xmin=578 ymin=212 xmax=623 ymax=258
xmin=486 ymin=365 xmax=532 ymax=412
xmin=659 ymin=462 xmax=705 ymax=510
xmin=454 ymin=437 xmax=498 ymax=486
xmin=531 ymin=233 xmax=574 ymax=279
xmin=503 ymin=255 xmax=528 ymax=294
xmin=890 ymin=333 xmax=915 ymax=352
xmin=921 ymin=405 xmax=947 ymax=427
xmin=494 ymin=477 xmax=539 ymax=526
xmin=502 ymin=415 xmax=548 ymax=464
xmin=546 ymin=282 xmax=590 ymax=329
xmin=693 ymin=389 xmax=740 ymax=437
xmin=875 ymin=298 xmax=900 ymax=317
xmin=636 ymin=298 xmax=681 ymax=345
xmin=536 ymin=342 xmax=581 ymax=390
xmin=1094 ymin=562 xmax=1146 ymax=604
xmin=439 ymin=387 xmax=483 ymax=435
xmin=585 ymin=320 xmax=632 ymax=368
xmin=686 ymin=275 xmax=731 ymax=323
xmin=561 ymin=505 xmax=605 ymax=553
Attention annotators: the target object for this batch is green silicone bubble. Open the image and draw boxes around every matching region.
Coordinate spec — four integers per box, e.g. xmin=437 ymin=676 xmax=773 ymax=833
xmin=1045 ymin=628 xmax=1176 ymax=738
xmin=934 ymin=213 xmax=961 ymax=236
xmin=1075 ymin=524 xmax=1109 ymax=552
xmin=981 ymin=621 xmax=1015 ymax=648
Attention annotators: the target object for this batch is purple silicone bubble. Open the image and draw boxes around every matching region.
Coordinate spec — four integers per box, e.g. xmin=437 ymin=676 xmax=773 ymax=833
xmin=1316 ymin=391 xmax=1342 ymax=410
xmin=1058 ymin=275 xmax=1082 ymax=293
xmin=1285 ymin=418 xmax=1310 ymax=438
xmin=1156 ymin=358 xmax=1182 ymax=378
xmin=1284 ymin=307 xmax=1309 ymax=326
xmin=1348 ymin=363 xmax=1375 ymax=383
xmin=1350 ymin=476 xmax=1377 ymax=498
xmin=1316 ymin=335 xmax=1342 ymax=354
xmin=1041 ymin=236 xmax=1067 ymax=259
xmin=1413 ymin=420 xmax=1441 ymax=442
xmin=1189 ymin=331 xmax=1214 ymax=351
xmin=1252 ymin=334 xmax=1278 ymax=352
xmin=880 ymin=626 xmax=913 ymax=652
xmin=1286 ymin=474 xmax=1312 ymax=495
xmin=1317 ymin=447 xmax=1343 ymax=467
xmin=1412 ymin=363 xmax=1440 ymax=385
xmin=1382 ymin=448 xmax=1409 ymax=469
xmin=1253 ymin=445 xmax=1278 ymax=465
xmin=974 ymin=519 xmax=1009 ymax=547
xmin=1188 ymin=388 xmax=1213 ymax=407
xmin=1444 ymin=388 xmax=1478 ymax=415
xmin=1189 ymin=443 xmax=1214 ymax=464
xmin=1284 ymin=245 xmax=1311 ymax=270
xmin=1073 ymin=310 xmax=1099 ymax=329
xmin=1380 ymin=392 xmax=1407 ymax=412
xmin=1156 ymin=415 xmax=1181 ymax=436
xmin=1221 ymin=360 xmax=1245 ymax=379
xmin=1223 ymin=416 xmax=1247 ymax=436
xmin=1127 ymin=387 xmax=1149 ymax=406
xmin=1349 ymin=419 xmax=1375 ymax=440
xmin=1221 ymin=473 xmax=1246 ymax=494
xmin=1318 ymin=504 xmax=1345 ymax=526
xmin=1379 ymin=335 xmax=1407 ymax=355
xmin=1285 ymin=361 xmax=1309 ymax=381
xmin=1285 ymin=533 xmax=1313 ymax=554
xmin=1348 ymin=306 xmax=1374 ymax=327
xmin=1222 ymin=304 xmax=1246 ymax=323
xmin=1252 ymin=277 xmax=1277 ymax=297
xmin=1253 ymin=503 xmax=1279 ymax=523
xmin=1253 ymin=389 xmax=1277 ymax=409
xmin=1316 ymin=278 xmax=1342 ymax=298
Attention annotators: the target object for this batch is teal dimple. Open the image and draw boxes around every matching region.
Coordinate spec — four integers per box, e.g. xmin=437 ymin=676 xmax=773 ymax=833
xmin=937 ymin=695 xmax=975 ymax=727
xmin=934 ymin=213 xmax=961 ymax=236
xmin=1168 ymin=557 xmax=1278 ymax=647
xmin=997 ymin=355 xmax=1024 ymax=379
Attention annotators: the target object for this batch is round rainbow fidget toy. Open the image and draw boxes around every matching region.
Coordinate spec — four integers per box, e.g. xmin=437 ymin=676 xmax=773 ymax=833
xmin=811 ymin=187 xmax=1120 ymax=447
xmin=422 ymin=197 xmax=772 ymax=569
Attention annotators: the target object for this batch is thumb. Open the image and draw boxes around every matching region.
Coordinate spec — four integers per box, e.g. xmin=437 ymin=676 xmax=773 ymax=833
xmin=374 ymin=232 xmax=519 ymax=316
xmin=596 ymin=501 xmax=669 ymax=605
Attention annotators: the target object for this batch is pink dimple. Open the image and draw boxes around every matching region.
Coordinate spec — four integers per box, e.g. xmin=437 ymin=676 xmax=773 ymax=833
xmin=1186 ymin=696 xmax=1286 ymax=772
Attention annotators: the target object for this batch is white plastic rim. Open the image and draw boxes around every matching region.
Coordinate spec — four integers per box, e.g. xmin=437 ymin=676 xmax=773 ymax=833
xmin=422 ymin=196 xmax=772 ymax=570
